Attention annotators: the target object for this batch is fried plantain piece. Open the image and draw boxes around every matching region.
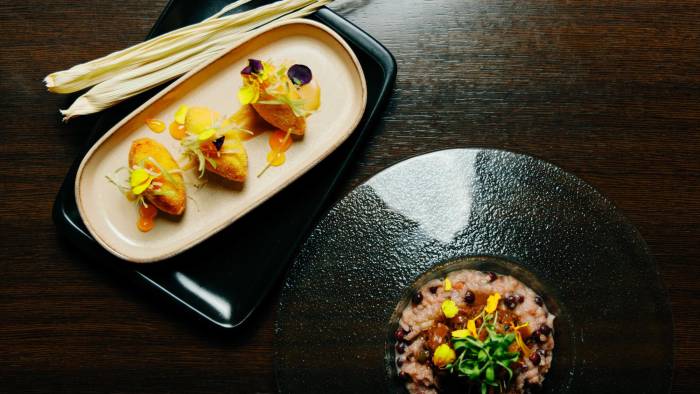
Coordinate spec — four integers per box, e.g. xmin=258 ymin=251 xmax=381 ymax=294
xmin=129 ymin=138 xmax=186 ymax=215
xmin=252 ymin=90 xmax=306 ymax=136
xmin=199 ymin=132 xmax=248 ymax=182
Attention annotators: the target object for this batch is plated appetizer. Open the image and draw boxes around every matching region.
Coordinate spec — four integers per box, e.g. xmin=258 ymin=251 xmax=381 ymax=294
xmin=395 ymin=270 xmax=555 ymax=394
xmin=107 ymin=138 xmax=186 ymax=232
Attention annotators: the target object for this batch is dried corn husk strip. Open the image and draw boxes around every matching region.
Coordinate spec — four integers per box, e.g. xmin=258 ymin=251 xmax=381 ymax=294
xmin=45 ymin=0 xmax=324 ymax=94
xmin=59 ymin=1 xmax=330 ymax=120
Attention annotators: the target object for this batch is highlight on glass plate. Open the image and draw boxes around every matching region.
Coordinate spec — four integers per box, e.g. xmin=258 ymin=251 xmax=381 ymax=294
xmin=106 ymin=59 xmax=320 ymax=232
xmin=394 ymin=269 xmax=555 ymax=394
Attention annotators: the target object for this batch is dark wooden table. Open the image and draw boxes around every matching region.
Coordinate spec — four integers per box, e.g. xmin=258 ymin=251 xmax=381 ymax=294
xmin=1 ymin=0 xmax=698 ymax=392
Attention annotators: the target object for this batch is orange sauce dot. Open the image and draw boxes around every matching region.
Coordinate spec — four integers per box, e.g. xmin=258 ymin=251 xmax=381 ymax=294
xmin=267 ymin=150 xmax=286 ymax=166
xmin=269 ymin=130 xmax=292 ymax=152
xmin=139 ymin=203 xmax=158 ymax=219
xmin=146 ymin=118 xmax=166 ymax=133
xmin=169 ymin=121 xmax=187 ymax=140
xmin=137 ymin=203 xmax=157 ymax=232
xmin=137 ymin=216 xmax=155 ymax=232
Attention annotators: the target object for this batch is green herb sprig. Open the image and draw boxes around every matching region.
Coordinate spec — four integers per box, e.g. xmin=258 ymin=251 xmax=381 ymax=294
xmin=447 ymin=320 xmax=520 ymax=394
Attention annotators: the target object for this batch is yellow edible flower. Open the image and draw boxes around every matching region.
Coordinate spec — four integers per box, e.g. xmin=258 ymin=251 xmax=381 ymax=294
xmin=443 ymin=278 xmax=452 ymax=291
xmin=451 ymin=329 xmax=469 ymax=339
xmin=514 ymin=327 xmax=532 ymax=357
xmin=174 ymin=104 xmax=189 ymax=125
xmin=467 ymin=319 xmax=478 ymax=338
xmin=238 ymin=83 xmax=259 ymax=105
xmin=441 ymin=299 xmax=459 ymax=318
xmin=129 ymin=168 xmax=153 ymax=195
xmin=485 ymin=292 xmax=501 ymax=314
xmin=432 ymin=343 xmax=456 ymax=368
xmin=198 ymin=128 xmax=216 ymax=141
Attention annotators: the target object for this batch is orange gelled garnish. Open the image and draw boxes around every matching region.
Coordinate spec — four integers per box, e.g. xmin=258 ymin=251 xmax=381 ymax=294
xmin=266 ymin=150 xmax=286 ymax=166
xmin=269 ymin=130 xmax=292 ymax=152
xmin=137 ymin=203 xmax=158 ymax=232
xmin=169 ymin=121 xmax=187 ymax=140
xmin=146 ymin=118 xmax=166 ymax=133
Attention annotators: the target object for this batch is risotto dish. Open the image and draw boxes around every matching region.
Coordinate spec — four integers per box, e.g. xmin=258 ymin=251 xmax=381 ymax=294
xmin=394 ymin=269 xmax=555 ymax=394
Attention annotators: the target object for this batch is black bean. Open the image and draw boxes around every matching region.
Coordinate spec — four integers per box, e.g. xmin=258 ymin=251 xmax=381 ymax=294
xmin=486 ymin=272 xmax=497 ymax=282
xmin=394 ymin=328 xmax=407 ymax=341
xmin=534 ymin=296 xmax=543 ymax=306
xmin=516 ymin=294 xmax=525 ymax=303
xmin=412 ymin=291 xmax=423 ymax=305
xmin=396 ymin=358 xmax=403 ymax=367
xmin=503 ymin=324 xmax=510 ymax=331
xmin=505 ymin=295 xmax=517 ymax=309
xmin=538 ymin=324 xmax=551 ymax=336
xmin=395 ymin=342 xmax=406 ymax=354
xmin=537 ymin=349 xmax=546 ymax=358
xmin=416 ymin=349 xmax=430 ymax=363
xmin=429 ymin=286 xmax=439 ymax=294
xmin=529 ymin=352 xmax=541 ymax=366
xmin=399 ymin=371 xmax=410 ymax=381
xmin=464 ymin=290 xmax=475 ymax=304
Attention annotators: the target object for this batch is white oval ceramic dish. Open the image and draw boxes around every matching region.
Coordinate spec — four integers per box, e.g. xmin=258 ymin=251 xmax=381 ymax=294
xmin=75 ymin=19 xmax=367 ymax=263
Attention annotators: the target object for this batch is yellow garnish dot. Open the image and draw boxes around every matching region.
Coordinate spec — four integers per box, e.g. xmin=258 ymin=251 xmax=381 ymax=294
xmin=145 ymin=118 xmax=166 ymax=133
xmin=267 ymin=150 xmax=286 ymax=166
xmin=174 ymin=105 xmax=189 ymax=124
xmin=130 ymin=168 xmax=150 ymax=187
xmin=485 ymin=293 xmax=501 ymax=314
xmin=238 ymin=84 xmax=259 ymax=105
xmin=451 ymin=329 xmax=470 ymax=339
xmin=441 ymin=299 xmax=459 ymax=318
xmin=444 ymin=278 xmax=452 ymax=291
xmin=432 ymin=344 xmax=456 ymax=368
xmin=198 ymin=128 xmax=216 ymax=141
xmin=467 ymin=319 xmax=478 ymax=338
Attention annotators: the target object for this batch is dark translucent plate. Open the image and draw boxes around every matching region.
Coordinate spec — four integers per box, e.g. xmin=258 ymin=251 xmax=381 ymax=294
xmin=275 ymin=149 xmax=672 ymax=393
xmin=52 ymin=1 xmax=396 ymax=329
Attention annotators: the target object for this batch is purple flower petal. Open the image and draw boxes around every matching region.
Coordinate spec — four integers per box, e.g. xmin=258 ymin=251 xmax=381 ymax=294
xmin=241 ymin=59 xmax=263 ymax=75
xmin=287 ymin=64 xmax=312 ymax=86
xmin=213 ymin=136 xmax=225 ymax=151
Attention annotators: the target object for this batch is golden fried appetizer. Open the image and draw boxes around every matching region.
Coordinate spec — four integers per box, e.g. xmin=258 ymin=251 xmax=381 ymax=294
xmin=252 ymin=91 xmax=306 ymax=136
xmin=238 ymin=59 xmax=320 ymax=136
xmin=128 ymin=138 xmax=186 ymax=216
xmin=180 ymin=106 xmax=249 ymax=182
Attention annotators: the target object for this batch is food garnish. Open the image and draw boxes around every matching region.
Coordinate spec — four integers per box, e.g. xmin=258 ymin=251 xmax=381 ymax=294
xmin=441 ymin=299 xmax=459 ymax=318
xmin=436 ymin=293 xmax=521 ymax=394
xmin=444 ymin=278 xmax=452 ymax=291
xmin=432 ymin=343 xmax=457 ymax=368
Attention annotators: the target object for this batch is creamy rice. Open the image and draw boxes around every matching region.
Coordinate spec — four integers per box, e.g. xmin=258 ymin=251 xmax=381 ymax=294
xmin=394 ymin=270 xmax=555 ymax=393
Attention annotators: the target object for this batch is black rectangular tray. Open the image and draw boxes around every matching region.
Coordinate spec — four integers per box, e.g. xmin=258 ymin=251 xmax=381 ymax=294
xmin=52 ymin=1 xmax=396 ymax=329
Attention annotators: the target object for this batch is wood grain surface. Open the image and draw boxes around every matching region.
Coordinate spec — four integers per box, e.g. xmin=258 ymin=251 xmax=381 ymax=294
xmin=0 ymin=0 xmax=698 ymax=392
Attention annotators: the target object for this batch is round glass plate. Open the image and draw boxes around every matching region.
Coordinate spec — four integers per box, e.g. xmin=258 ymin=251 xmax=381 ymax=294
xmin=275 ymin=149 xmax=672 ymax=393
